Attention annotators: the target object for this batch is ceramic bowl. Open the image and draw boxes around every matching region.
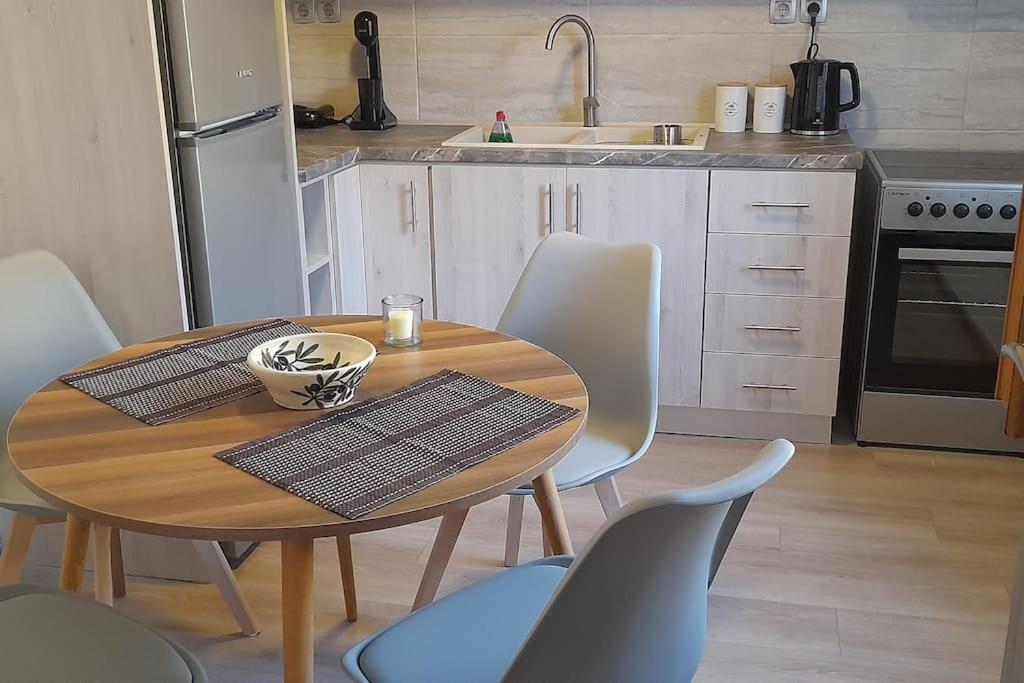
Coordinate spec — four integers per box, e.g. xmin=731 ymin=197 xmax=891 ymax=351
xmin=247 ymin=333 xmax=377 ymax=410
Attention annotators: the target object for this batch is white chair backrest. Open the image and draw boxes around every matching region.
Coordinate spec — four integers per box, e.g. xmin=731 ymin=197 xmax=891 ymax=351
xmin=503 ymin=439 xmax=796 ymax=683
xmin=497 ymin=233 xmax=661 ymax=455
xmin=0 ymin=251 xmax=120 ymax=439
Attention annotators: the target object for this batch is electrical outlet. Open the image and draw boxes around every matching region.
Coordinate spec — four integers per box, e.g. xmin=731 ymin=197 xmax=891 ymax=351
xmin=316 ymin=0 xmax=342 ymax=23
xmin=799 ymin=0 xmax=828 ymax=24
xmin=769 ymin=0 xmax=797 ymax=24
xmin=291 ymin=0 xmax=315 ymax=23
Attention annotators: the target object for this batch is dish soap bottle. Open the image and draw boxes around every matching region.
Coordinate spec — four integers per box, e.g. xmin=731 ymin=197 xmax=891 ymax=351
xmin=488 ymin=110 xmax=514 ymax=143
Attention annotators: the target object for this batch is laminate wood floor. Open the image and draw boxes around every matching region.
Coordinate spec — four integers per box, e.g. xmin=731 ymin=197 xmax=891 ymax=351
xmin=23 ymin=434 xmax=1024 ymax=682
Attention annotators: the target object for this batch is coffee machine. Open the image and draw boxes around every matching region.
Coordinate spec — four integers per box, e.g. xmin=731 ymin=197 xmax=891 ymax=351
xmin=789 ymin=58 xmax=860 ymax=136
xmin=346 ymin=11 xmax=397 ymax=131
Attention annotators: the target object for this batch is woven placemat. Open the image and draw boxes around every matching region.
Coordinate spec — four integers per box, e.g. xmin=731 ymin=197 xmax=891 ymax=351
xmin=215 ymin=369 xmax=580 ymax=519
xmin=61 ymin=318 xmax=315 ymax=425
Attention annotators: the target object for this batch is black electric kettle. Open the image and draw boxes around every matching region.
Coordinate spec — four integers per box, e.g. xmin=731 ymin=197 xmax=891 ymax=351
xmin=789 ymin=59 xmax=860 ymax=136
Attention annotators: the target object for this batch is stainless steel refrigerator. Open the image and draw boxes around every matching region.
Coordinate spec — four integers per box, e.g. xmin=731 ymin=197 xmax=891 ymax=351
xmin=159 ymin=0 xmax=304 ymax=328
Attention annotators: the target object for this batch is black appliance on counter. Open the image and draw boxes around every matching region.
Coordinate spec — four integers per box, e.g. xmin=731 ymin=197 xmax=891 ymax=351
xmin=345 ymin=11 xmax=397 ymax=131
xmin=844 ymin=150 xmax=1024 ymax=453
xmin=789 ymin=58 xmax=860 ymax=136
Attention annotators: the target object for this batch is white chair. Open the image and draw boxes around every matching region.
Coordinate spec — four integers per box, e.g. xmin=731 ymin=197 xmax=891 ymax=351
xmin=497 ymin=232 xmax=661 ymax=565
xmin=343 ymin=439 xmax=796 ymax=682
xmin=0 ymin=250 xmax=258 ymax=635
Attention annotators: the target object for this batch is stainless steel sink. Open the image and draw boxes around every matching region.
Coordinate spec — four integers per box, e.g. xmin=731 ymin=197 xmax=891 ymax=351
xmin=441 ymin=123 xmax=710 ymax=151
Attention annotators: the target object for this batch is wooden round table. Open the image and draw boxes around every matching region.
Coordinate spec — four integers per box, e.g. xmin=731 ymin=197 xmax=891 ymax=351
xmin=6 ymin=316 xmax=588 ymax=683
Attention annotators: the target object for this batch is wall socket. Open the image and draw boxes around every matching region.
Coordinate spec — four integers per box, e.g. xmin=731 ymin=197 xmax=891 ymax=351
xmin=316 ymin=0 xmax=342 ymax=23
xmin=290 ymin=0 xmax=315 ymax=24
xmin=799 ymin=0 xmax=828 ymax=24
xmin=769 ymin=0 xmax=797 ymax=24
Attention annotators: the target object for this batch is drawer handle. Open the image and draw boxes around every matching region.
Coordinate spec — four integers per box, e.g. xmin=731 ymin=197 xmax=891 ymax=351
xmin=742 ymin=383 xmax=799 ymax=391
xmin=747 ymin=264 xmax=806 ymax=271
xmin=750 ymin=202 xmax=811 ymax=209
xmin=744 ymin=325 xmax=801 ymax=332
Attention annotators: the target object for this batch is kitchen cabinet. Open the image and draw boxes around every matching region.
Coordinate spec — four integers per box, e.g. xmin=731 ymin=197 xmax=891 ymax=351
xmin=354 ymin=163 xmax=434 ymax=316
xmin=433 ymin=165 xmax=566 ymax=329
xmin=568 ymin=167 xmax=710 ymax=407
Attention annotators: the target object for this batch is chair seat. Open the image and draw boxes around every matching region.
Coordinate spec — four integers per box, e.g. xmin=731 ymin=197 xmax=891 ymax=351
xmin=349 ymin=563 xmax=567 ymax=683
xmin=0 ymin=585 xmax=203 ymax=682
xmin=0 ymin=452 xmax=57 ymax=514
xmin=512 ymin=421 xmax=637 ymax=493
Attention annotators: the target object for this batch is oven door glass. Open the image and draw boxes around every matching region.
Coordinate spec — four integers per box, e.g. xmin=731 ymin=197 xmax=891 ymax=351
xmin=865 ymin=232 xmax=1013 ymax=397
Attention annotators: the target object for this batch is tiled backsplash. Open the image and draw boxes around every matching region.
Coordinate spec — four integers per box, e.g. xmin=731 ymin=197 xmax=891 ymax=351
xmin=288 ymin=0 xmax=1024 ymax=150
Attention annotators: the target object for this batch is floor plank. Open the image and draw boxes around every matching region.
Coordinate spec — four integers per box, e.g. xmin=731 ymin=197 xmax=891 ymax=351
xmin=22 ymin=434 xmax=1024 ymax=682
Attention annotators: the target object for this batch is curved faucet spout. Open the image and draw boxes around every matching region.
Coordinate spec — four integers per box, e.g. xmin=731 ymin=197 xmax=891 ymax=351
xmin=545 ymin=14 xmax=599 ymax=127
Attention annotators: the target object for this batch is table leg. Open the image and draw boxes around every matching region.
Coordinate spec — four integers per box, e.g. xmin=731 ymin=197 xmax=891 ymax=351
xmin=110 ymin=529 xmax=127 ymax=598
xmin=93 ymin=524 xmax=114 ymax=606
xmin=532 ymin=470 xmax=573 ymax=555
xmin=281 ymin=539 xmax=314 ymax=683
xmin=59 ymin=515 xmax=91 ymax=592
xmin=412 ymin=508 xmax=469 ymax=611
xmin=335 ymin=535 xmax=358 ymax=622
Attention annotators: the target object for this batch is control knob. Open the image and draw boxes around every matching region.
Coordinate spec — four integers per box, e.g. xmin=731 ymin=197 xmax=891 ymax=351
xmin=953 ymin=203 xmax=970 ymax=219
xmin=977 ymin=204 xmax=994 ymax=219
xmin=930 ymin=203 xmax=946 ymax=218
xmin=906 ymin=202 xmax=924 ymax=217
xmin=1001 ymin=204 xmax=1019 ymax=221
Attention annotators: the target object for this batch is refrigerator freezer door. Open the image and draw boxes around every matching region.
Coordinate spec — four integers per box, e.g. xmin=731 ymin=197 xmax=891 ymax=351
xmin=178 ymin=112 xmax=304 ymax=326
xmin=166 ymin=0 xmax=282 ymax=130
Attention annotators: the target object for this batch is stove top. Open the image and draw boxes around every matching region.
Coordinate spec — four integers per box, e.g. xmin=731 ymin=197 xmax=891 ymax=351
xmin=871 ymin=150 xmax=1024 ymax=184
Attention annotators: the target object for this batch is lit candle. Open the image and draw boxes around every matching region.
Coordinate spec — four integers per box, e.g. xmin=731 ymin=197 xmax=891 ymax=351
xmin=387 ymin=309 xmax=414 ymax=341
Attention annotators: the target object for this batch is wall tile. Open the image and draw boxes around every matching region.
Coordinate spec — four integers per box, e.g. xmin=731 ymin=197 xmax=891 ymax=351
xmin=817 ymin=0 xmax=977 ymax=34
xmin=590 ymin=0 xmax=775 ymax=35
xmin=848 ymin=129 xmax=962 ymax=151
xmin=975 ymin=0 xmax=1024 ymax=31
xmin=416 ymin=0 xmax=587 ymax=36
xmin=964 ymin=33 xmax=1024 ymax=130
xmin=598 ymin=35 xmax=775 ymax=122
xmin=959 ymin=131 xmax=1024 ymax=152
xmin=417 ymin=35 xmax=586 ymax=122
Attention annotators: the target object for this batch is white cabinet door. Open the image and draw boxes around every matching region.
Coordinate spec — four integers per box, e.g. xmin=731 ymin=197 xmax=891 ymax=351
xmin=568 ymin=167 xmax=710 ymax=407
xmin=433 ymin=165 xmax=567 ymax=329
xmin=358 ymin=164 xmax=434 ymax=315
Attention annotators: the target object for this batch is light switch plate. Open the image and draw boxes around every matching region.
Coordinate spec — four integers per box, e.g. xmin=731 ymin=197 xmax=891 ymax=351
xmin=769 ymin=0 xmax=797 ymax=24
xmin=291 ymin=0 xmax=315 ymax=23
xmin=799 ymin=0 xmax=828 ymax=23
xmin=316 ymin=0 xmax=342 ymax=23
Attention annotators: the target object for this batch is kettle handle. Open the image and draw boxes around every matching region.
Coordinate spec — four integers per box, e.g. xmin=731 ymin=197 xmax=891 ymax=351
xmin=839 ymin=62 xmax=861 ymax=113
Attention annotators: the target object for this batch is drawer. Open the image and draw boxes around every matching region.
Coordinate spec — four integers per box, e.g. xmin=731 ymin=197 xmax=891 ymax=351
xmin=706 ymin=233 xmax=850 ymax=298
xmin=703 ymin=294 xmax=845 ymax=358
xmin=709 ymin=170 xmax=855 ymax=236
xmin=701 ymin=352 xmax=840 ymax=416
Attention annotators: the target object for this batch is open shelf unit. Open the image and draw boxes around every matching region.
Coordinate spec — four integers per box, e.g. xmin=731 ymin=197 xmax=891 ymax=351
xmin=298 ymin=178 xmax=338 ymax=314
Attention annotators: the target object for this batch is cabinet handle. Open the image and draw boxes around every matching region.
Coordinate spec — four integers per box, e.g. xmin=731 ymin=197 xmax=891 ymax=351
xmin=744 ymin=325 xmax=801 ymax=332
xmin=750 ymin=202 xmax=811 ymax=209
xmin=546 ymin=183 xmax=554 ymax=234
xmin=747 ymin=264 xmax=806 ymax=271
xmin=574 ymin=183 xmax=581 ymax=233
xmin=409 ymin=180 xmax=417 ymax=232
xmin=742 ymin=383 xmax=799 ymax=391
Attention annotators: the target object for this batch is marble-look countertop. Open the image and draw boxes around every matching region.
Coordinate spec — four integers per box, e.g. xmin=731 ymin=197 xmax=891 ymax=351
xmin=296 ymin=123 xmax=862 ymax=184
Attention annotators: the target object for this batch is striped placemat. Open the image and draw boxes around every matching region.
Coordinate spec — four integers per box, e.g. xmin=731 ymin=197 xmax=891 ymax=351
xmin=215 ymin=369 xmax=580 ymax=519
xmin=61 ymin=318 xmax=315 ymax=425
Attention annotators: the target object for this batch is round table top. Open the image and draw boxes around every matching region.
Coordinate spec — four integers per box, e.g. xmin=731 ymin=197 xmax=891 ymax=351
xmin=7 ymin=316 xmax=587 ymax=541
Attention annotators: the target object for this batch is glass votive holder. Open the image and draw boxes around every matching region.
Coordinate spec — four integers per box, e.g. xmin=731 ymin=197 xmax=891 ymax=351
xmin=382 ymin=294 xmax=423 ymax=347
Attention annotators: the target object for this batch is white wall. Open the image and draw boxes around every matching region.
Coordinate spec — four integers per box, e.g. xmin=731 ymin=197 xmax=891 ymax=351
xmin=288 ymin=0 xmax=1024 ymax=151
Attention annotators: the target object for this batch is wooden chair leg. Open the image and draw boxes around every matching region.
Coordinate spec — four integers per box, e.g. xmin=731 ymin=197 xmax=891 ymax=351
xmin=412 ymin=508 xmax=469 ymax=611
xmin=594 ymin=476 xmax=623 ymax=519
xmin=60 ymin=515 xmax=91 ymax=592
xmin=541 ymin=522 xmax=553 ymax=556
xmin=110 ymin=528 xmax=126 ymax=598
xmin=192 ymin=540 xmax=260 ymax=636
xmin=336 ymin=534 xmax=358 ymax=622
xmin=504 ymin=496 xmax=525 ymax=567
xmin=0 ymin=513 xmax=39 ymax=583
xmin=92 ymin=524 xmax=114 ymax=606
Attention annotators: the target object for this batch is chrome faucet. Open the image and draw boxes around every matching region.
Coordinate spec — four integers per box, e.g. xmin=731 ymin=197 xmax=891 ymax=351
xmin=545 ymin=14 xmax=599 ymax=127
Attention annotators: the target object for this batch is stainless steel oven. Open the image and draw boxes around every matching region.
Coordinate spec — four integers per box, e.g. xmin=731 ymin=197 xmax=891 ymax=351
xmin=847 ymin=150 xmax=1023 ymax=452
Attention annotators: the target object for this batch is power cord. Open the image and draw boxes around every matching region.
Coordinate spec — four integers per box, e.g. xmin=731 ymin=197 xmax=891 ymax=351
xmin=805 ymin=1 xmax=821 ymax=60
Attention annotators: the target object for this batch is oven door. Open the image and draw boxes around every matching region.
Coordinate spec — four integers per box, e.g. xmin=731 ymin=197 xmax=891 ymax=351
xmin=864 ymin=231 xmax=1013 ymax=397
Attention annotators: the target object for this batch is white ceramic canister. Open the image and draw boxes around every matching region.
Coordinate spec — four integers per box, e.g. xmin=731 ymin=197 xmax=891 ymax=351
xmin=753 ymin=82 xmax=787 ymax=134
xmin=715 ymin=82 xmax=749 ymax=133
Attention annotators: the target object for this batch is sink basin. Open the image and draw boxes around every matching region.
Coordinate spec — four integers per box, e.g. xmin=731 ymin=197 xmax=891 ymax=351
xmin=442 ymin=123 xmax=710 ymax=152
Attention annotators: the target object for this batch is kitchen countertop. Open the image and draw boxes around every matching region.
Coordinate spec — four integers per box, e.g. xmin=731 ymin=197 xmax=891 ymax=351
xmin=296 ymin=123 xmax=862 ymax=184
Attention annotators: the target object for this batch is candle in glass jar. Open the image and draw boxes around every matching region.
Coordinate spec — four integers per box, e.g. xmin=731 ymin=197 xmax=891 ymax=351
xmin=387 ymin=309 xmax=414 ymax=341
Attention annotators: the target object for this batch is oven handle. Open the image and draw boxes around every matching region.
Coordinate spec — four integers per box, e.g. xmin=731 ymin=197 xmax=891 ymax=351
xmin=897 ymin=248 xmax=1013 ymax=264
